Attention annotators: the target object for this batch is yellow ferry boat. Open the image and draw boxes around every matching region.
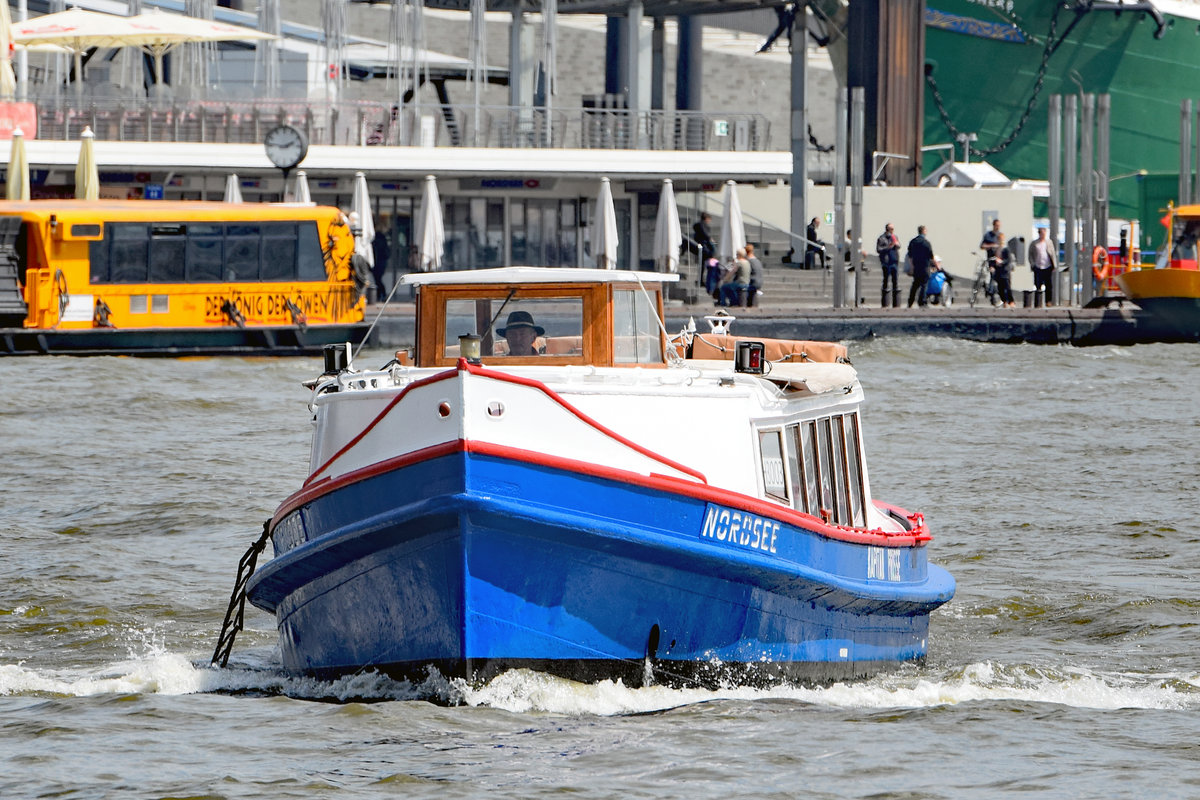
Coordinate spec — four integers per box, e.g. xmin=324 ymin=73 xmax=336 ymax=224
xmin=0 ymin=200 xmax=370 ymax=355
xmin=1117 ymin=203 xmax=1200 ymax=340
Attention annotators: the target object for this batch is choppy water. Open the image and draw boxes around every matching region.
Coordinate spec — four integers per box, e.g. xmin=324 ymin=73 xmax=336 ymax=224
xmin=3 ymin=340 xmax=1199 ymax=799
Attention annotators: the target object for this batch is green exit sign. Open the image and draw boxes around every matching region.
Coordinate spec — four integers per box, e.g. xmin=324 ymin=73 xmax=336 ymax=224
xmin=713 ymin=120 xmax=729 ymax=137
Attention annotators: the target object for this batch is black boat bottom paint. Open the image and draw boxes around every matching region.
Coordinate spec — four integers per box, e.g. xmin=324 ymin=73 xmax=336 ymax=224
xmin=0 ymin=323 xmax=370 ymax=356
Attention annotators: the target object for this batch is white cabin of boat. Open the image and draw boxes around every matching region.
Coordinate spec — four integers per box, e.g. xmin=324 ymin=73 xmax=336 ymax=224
xmin=383 ymin=268 xmax=889 ymax=532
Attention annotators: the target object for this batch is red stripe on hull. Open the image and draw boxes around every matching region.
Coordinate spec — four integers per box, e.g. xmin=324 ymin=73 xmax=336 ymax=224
xmin=276 ymin=437 xmax=931 ymax=548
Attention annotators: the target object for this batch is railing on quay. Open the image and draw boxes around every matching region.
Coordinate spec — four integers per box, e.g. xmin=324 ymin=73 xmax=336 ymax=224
xmin=32 ymin=96 xmax=772 ymax=152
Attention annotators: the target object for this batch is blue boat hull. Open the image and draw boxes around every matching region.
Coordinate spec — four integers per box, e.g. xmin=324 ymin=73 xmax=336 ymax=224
xmin=247 ymin=449 xmax=955 ymax=687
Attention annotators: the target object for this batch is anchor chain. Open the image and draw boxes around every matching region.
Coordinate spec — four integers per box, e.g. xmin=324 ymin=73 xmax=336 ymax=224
xmin=211 ymin=519 xmax=273 ymax=668
xmin=927 ymin=2 xmax=1075 ymax=159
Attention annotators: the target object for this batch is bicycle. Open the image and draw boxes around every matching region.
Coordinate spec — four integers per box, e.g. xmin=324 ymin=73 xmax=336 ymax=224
xmin=968 ymin=254 xmax=998 ymax=308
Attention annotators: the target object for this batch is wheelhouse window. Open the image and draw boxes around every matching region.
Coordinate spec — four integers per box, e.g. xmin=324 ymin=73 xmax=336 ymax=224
xmin=612 ymin=288 xmax=663 ymax=364
xmin=442 ymin=295 xmax=585 ymax=359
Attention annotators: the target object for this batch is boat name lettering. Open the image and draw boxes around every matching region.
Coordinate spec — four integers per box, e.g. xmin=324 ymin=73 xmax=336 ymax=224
xmin=203 ymin=290 xmax=347 ymax=322
xmin=867 ymin=546 xmax=902 ymax=582
xmin=700 ymin=507 xmax=778 ymax=554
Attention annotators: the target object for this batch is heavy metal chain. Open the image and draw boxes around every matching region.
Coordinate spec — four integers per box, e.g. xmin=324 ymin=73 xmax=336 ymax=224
xmin=926 ymin=2 xmax=1073 ymax=158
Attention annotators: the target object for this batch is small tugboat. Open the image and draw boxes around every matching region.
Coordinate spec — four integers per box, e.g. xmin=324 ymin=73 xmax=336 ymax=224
xmin=228 ymin=268 xmax=954 ymax=688
xmin=0 ymin=200 xmax=369 ymax=356
xmin=1118 ymin=203 xmax=1200 ymax=340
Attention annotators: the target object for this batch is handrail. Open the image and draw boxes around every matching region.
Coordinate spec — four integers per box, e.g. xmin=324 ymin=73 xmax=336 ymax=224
xmin=29 ymin=95 xmax=774 ymax=153
xmin=696 ymin=193 xmax=825 ymax=252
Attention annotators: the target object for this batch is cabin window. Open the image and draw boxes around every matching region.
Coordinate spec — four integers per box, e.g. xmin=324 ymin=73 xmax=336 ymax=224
xmin=786 ymin=414 xmax=867 ymax=527
xmin=612 ymin=288 xmax=663 ymax=364
xmin=831 ymin=416 xmax=851 ymax=524
xmin=225 ymin=224 xmax=261 ymax=281
xmin=799 ymin=421 xmax=819 ymax=517
xmin=90 ymin=220 xmax=320 ymax=284
xmin=110 ymin=223 xmax=149 ymax=283
xmin=297 ymin=222 xmax=325 ymax=280
xmin=148 ymin=224 xmax=186 ymax=283
xmin=261 ymin=225 xmax=298 ymax=281
xmin=88 ymin=237 xmax=109 ymax=283
xmin=187 ymin=223 xmax=223 ymax=282
xmin=843 ymin=414 xmax=866 ymax=527
xmin=815 ymin=417 xmax=839 ymax=522
xmin=443 ymin=296 xmax=584 ymax=359
xmin=785 ymin=426 xmax=804 ymax=513
xmin=758 ymin=430 xmax=788 ymax=503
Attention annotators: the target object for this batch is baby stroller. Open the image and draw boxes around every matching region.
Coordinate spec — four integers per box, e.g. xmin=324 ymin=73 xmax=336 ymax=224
xmin=925 ymin=263 xmax=954 ymax=306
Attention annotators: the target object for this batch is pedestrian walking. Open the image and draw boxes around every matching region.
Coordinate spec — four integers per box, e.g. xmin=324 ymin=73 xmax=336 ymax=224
xmin=693 ymin=213 xmax=716 ymax=263
xmin=906 ymin=225 xmax=935 ymax=308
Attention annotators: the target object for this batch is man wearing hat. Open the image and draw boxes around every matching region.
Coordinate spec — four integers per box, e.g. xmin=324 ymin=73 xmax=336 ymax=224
xmin=497 ymin=310 xmax=544 ymax=356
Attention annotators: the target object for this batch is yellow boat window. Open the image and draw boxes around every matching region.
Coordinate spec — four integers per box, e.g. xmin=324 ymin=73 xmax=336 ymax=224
xmin=88 ymin=220 xmax=326 ymax=283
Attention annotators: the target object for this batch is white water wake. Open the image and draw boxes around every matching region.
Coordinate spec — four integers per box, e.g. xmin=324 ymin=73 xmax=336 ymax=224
xmin=2 ymin=649 xmax=1198 ymax=715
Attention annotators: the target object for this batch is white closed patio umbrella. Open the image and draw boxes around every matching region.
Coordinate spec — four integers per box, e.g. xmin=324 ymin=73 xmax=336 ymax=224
xmin=717 ymin=179 xmax=746 ymax=265
xmin=414 ymin=174 xmax=444 ymax=271
xmin=593 ymin=176 xmax=618 ymax=269
xmin=290 ymin=170 xmax=311 ymax=203
xmin=223 ymin=173 xmax=243 ymax=203
xmin=652 ymin=178 xmax=682 ymax=273
xmin=7 ymin=128 xmax=29 ymax=201
xmin=350 ymin=171 xmax=375 ymax=270
xmin=75 ymin=127 xmax=98 ymax=200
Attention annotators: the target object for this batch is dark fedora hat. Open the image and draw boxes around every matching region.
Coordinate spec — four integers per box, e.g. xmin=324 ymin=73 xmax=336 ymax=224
xmin=497 ymin=310 xmax=544 ymax=336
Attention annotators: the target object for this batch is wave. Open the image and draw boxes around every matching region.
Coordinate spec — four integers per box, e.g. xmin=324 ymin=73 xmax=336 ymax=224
xmin=2 ymin=650 xmax=1198 ymax=715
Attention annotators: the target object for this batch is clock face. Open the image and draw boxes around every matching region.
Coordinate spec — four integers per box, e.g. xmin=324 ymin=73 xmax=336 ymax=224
xmin=264 ymin=125 xmax=308 ymax=170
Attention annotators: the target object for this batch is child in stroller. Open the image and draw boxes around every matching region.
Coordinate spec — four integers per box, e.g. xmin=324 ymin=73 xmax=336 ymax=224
xmin=925 ymin=256 xmax=954 ymax=306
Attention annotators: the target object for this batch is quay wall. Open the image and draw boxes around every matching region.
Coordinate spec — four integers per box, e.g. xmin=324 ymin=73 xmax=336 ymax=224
xmin=364 ymin=307 xmax=1190 ymax=351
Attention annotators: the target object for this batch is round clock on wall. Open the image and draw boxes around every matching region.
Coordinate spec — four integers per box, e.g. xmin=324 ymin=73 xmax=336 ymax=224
xmin=264 ymin=125 xmax=308 ymax=170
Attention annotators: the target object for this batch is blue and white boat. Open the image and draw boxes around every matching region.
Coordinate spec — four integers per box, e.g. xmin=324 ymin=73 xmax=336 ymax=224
xmin=244 ymin=268 xmax=955 ymax=687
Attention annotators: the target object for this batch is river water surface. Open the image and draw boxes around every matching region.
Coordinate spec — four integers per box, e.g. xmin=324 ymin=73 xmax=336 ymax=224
xmin=2 ymin=339 xmax=1199 ymax=798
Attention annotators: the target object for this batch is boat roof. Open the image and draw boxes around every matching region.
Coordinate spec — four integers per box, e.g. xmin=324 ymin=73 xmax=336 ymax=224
xmin=0 ymin=199 xmax=340 ymax=222
xmin=1172 ymin=204 xmax=1200 ymax=218
xmin=402 ymin=267 xmax=680 ymax=286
